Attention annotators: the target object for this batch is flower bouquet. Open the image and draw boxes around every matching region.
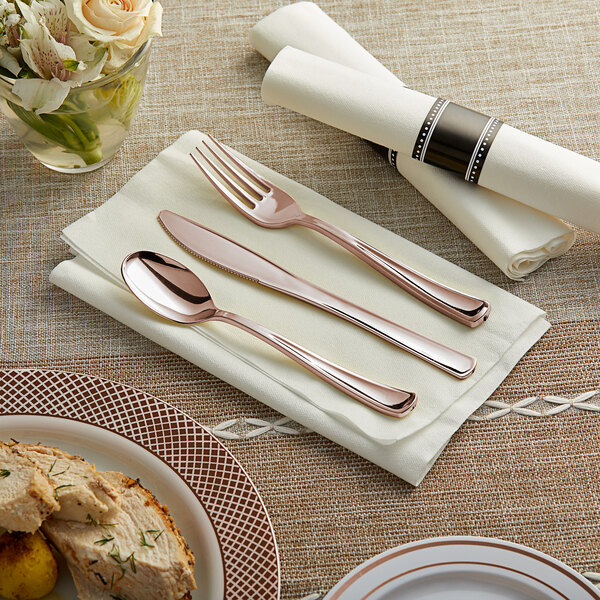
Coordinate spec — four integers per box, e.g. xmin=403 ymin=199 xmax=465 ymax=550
xmin=0 ymin=0 xmax=162 ymax=172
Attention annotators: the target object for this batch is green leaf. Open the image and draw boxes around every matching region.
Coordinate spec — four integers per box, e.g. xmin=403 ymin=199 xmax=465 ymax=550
xmin=63 ymin=59 xmax=79 ymax=72
xmin=17 ymin=68 xmax=37 ymax=79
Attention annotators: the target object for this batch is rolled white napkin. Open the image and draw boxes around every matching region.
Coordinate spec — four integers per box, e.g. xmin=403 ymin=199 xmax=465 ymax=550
xmin=50 ymin=131 xmax=548 ymax=485
xmin=263 ymin=46 xmax=599 ymax=232
xmin=250 ymin=2 xmax=576 ymax=279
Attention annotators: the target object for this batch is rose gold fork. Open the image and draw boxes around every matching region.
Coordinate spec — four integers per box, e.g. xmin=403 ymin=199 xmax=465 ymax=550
xmin=190 ymin=135 xmax=491 ymax=328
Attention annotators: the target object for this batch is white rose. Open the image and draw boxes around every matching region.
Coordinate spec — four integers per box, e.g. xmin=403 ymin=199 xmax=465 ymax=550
xmin=65 ymin=0 xmax=162 ymax=69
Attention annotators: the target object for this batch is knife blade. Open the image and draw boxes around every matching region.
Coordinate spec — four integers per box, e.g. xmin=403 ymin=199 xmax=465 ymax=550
xmin=158 ymin=210 xmax=476 ymax=379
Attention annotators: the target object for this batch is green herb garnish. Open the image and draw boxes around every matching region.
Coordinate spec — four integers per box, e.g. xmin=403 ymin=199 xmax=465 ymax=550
xmin=0 ymin=469 xmax=10 ymax=479
xmin=129 ymin=552 xmax=137 ymax=573
xmin=108 ymin=545 xmax=127 ymax=580
xmin=87 ymin=514 xmax=118 ymax=529
xmin=54 ymin=483 xmax=74 ymax=500
xmin=51 ymin=465 xmax=70 ymax=477
xmin=108 ymin=543 xmax=122 ymax=563
xmin=48 ymin=460 xmax=70 ymax=477
xmin=95 ymin=534 xmax=115 ymax=546
xmin=139 ymin=529 xmax=155 ymax=548
xmin=153 ymin=529 xmax=164 ymax=541
xmin=108 ymin=543 xmax=136 ymax=576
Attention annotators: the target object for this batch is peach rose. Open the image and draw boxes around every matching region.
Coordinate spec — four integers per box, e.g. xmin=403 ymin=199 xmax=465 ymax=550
xmin=65 ymin=0 xmax=162 ymax=70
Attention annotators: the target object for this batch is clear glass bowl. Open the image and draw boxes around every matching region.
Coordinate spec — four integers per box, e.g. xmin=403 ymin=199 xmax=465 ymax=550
xmin=0 ymin=42 xmax=151 ymax=173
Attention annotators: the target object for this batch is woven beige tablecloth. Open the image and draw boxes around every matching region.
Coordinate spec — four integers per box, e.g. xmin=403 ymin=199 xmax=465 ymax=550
xmin=1 ymin=1 xmax=600 ymax=598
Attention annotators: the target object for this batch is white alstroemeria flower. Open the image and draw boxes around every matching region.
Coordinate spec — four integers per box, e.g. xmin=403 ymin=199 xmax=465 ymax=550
xmin=0 ymin=0 xmax=17 ymax=24
xmin=20 ymin=20 xmax=76 ymax=80
xmin=6 ymin=11 xmax=19 ymax=27
xmin=0 ymin=0 xmax=14 ymax=17
xmin=5 ymin=14 xmax=21 ymax=48
xmin=0 ymin=46 xmax=20 ymax=75
xmin=12 ymin=25 xmax=108 ymax=113
xmin=13 ymin=20 xmax=77 ymax=112
xmin=67 ymin=32 xmax=107 ymax=83
xmin=0 ymin=1 xmax=21 ymax=48
xmin=16 ymin=0 xmax=69 ymax=43
xmin=11 ymin=77 xmax=70 ymax=112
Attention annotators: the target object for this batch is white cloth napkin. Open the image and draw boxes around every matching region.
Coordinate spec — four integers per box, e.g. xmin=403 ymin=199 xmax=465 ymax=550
xmin=50 ymin=131 xmax=549 ymax=485
xmin=250 ymin=2 xmax=576 ymax=279
xmin=263 ymin=47 xmax=599 ymax=232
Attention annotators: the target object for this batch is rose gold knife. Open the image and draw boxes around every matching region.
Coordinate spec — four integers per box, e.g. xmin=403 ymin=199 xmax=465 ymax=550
xmin=158 ymin=210 xmax=477 ymax=379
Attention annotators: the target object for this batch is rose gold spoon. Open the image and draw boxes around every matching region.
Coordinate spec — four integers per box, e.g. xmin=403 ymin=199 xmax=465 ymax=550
xmin=121 ymin=251 xmax=417 ymax=418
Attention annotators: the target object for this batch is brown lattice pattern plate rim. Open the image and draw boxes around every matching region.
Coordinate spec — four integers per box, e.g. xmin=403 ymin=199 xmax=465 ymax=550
xmin=0 ymin=368 xmax=280 ymax=600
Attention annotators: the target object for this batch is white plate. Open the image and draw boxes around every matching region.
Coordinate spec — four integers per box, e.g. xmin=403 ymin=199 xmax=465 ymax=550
xmin=0 ymin=369 xmax=280 ymax=600
xmin=324 ymin=537 xmax=600 ymax=600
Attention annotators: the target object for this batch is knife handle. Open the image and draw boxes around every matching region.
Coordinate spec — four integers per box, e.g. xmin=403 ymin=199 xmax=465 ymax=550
xmin=282 ymin=277 xmax=477 ymax=380
xmin=213 ymin=309 xmax=417 ymax=418
xmin=299 ymin=214 xmax=490 ymax=328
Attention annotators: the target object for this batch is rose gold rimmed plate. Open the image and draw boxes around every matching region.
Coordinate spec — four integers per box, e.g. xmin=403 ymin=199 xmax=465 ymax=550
xmin=325 ymin=536 xmax=599 ymax=600
xmin=0 ymin=369 xmax=280 ymax=600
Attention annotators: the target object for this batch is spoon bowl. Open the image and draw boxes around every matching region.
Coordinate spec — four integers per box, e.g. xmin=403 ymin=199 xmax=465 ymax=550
xmin=121 ymin=251 xmax=218 ymax=324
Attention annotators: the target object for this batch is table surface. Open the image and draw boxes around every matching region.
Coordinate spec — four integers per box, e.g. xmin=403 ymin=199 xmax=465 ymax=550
xmin=1 ymin=1 xmax=600 ymax=598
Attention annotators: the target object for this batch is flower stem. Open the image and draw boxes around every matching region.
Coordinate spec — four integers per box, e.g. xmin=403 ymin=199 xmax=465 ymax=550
xmin=7 ymin=99 xmax=103 ymax=166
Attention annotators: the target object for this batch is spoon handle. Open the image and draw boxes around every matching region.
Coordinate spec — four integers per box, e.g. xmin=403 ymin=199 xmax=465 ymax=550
xmin=299 ymin=214 xmax=490 ymax=328
xmin=214 ymin=310 xmax=417 ymax=419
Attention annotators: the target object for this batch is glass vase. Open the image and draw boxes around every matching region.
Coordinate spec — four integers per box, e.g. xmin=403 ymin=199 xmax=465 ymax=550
xmin=0 ymin=42 xmax=151 ymax=173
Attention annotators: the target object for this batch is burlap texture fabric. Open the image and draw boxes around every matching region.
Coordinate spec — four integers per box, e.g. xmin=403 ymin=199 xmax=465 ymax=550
xmin=1 ymin=1 xmax=599 ymax=597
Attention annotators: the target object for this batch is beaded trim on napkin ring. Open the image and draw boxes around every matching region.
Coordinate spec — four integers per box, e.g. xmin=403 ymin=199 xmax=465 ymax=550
xmin=412 ymin=98 xmax=503 ymax=184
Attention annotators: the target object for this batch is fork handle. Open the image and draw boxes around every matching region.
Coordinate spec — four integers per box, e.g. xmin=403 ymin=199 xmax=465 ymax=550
xmin=299 ymin=214 xmax=490 ymax=328
xmin=213 ymin=309 xmax=417 ymax=419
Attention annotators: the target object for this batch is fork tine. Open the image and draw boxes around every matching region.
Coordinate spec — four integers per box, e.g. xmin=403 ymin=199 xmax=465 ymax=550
xmin=190 ymin=150 xmax=257 ymax=211
xmin=202 ymin=141 xmax=266 ymax=199
xmin=196 ymin=146 xmax=259 ymax=206
xmin=208 ymin=134 xmax=272 ymax=191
